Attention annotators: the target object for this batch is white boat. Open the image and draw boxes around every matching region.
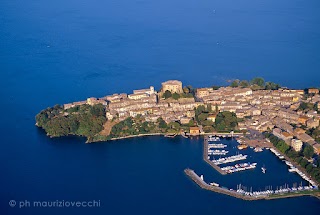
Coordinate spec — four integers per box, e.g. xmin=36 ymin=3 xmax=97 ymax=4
xmin=208 ymin=143 xmax=227 ymax=148
xmin=261 ymin=167 xmax=266 ymax=174
xmin=288 ymin=168 xmax=297 ymax=173
xmin=208 ymin=136 xmax=219 ymax=142
xmin=254 ymin=147 xmax=263 ymax=152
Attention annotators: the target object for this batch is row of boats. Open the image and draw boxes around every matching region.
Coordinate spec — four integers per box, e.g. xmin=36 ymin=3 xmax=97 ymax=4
xmin=269 ymin=148 xmax=285 ymax=159
xmin=208 ymin=149 xmax=228 ymax=155
xmin=284 ymin=160 xmax=318 ymax=187
xmin=221 ymin=162 xmax=257 ymax=174
xmin=212 ymin=154 xmax=247 ymax=165
xmin=236 ymin=185 xmax=317 ymax=197
xmin=208 ymin=143 xmax=227 ymax=148
xmin=207 ymin=136 xmax=220 ymax=142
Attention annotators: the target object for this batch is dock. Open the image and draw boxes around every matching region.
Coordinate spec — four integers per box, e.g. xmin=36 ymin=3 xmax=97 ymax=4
xmin=203 ymin=139 xmax=227 ymax=175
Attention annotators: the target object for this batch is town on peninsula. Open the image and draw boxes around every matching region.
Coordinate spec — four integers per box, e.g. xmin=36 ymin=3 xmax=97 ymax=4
xmin=36 ymin=78 xmax=320 ymax=199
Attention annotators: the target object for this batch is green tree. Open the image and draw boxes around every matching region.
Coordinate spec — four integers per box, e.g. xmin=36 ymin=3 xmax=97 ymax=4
xmin=35 ymin=111 xmax=49 ymax=127
xmin=172 ymin=92 xmax=180 ymax=100
xmin=215 ymin=111 xmax=238 ymax=132
xmin=195 ymin=105 xmax=206 ymax=115
xmin=298 ymin=102 xmax=315 ymax=111
xmin=168 ymin=122 xmax=181 ymax=131
xmin=299 ymin=158 xmax=309 ymax=168
xmin=90 ymin=104 xmax=106 ymax=116
xmin=188 ymin=119 xmax=195 ymax=127
xmin=36 ymin=104 xmax=107 ymax=139
xmin=198 ymin=113 xmax=209 ymax=122
xmin=265 ymin=82 xmax=280 ymax=90
xmin=163 ymin=90 xmax=172 ymax=99
xmin=230 ymin=80 xmax=239 ymax=88
xmin=157 ymin=117 xmax=167 ymax=129
xmin=212 ymin=86 xmax=220 ymax=90
xmin=203 ymin=126 xmax=214 ymax=133
xmin=239 ymin=80 xmax=249 ymax=88
xmin=303 ymin=144 xmax=314 ymax=159
xmin=251 ymin=77 xmax=265 ymax=87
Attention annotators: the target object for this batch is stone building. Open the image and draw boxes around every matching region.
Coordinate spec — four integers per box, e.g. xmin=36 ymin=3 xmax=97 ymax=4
xmin=161 ymin=80 xmax=183 ymax=94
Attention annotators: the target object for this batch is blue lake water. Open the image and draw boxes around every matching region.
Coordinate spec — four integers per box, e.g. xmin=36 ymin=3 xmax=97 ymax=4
xmin=1 ymin=0 xmax=320 ymax=214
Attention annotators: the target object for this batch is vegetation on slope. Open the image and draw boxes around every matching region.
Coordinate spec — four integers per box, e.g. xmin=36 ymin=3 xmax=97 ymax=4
xmin=36 ymin=104 xmax=106 ymax=140
xmin=230 ymin=77 xmax=281 ymax=90
xmin=195 ymin=105 xmax=238 ymax=133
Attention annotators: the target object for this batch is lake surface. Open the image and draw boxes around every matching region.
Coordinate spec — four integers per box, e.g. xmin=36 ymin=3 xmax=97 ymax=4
xmin=1 ymin=0 xmax=320 ymax=214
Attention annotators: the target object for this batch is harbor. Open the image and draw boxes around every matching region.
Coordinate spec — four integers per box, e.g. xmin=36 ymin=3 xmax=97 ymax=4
xmin=187 ymin=135 xmax=320 ymax=200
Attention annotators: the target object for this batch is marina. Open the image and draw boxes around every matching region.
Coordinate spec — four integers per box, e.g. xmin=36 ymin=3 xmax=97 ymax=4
xmin=189 ymin=135 xmax=320 ymax=200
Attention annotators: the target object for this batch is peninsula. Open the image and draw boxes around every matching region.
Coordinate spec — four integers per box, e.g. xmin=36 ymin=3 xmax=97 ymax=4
xmin=36 ymin=78 xmax=320 ymax=187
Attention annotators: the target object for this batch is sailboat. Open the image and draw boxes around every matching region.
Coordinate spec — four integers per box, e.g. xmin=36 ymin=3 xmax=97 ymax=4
xmin=261 ymin=166 xmax=266 ymax=174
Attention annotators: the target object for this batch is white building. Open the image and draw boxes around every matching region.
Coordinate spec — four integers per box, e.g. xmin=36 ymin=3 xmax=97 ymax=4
xmin=291 ymin=139 xmax=303 ymax=152
xmin=133 ymin=86 xmax=155 ymax=95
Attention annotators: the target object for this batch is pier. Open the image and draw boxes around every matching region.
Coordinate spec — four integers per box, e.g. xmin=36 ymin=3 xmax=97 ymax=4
xmin=203 ymin=138 xmax=227 ymax=175
xmin=184 ymin=169 xmax=319 ymax=201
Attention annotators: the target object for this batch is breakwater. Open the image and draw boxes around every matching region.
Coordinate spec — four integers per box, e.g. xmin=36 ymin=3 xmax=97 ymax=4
xmin=184 ymin=169 xmax=319 ymax=201
xmin=185 ymin=168 xmax=265 ymax=200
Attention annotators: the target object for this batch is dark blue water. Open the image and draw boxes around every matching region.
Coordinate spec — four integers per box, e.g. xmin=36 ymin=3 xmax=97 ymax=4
xmin=1 ymin=0 xmax=320 ymax=214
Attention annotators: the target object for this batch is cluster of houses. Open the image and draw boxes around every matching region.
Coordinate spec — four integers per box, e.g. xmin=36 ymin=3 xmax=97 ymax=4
xmin=63 ymin=80 xmax=320 ymax=155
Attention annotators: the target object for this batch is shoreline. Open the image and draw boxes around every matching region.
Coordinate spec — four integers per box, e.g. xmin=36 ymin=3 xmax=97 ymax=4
xmin=110 ymin=133 xmax=163 ymax=141
xmin=89 ymin=132 xmax=243 ymax=143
